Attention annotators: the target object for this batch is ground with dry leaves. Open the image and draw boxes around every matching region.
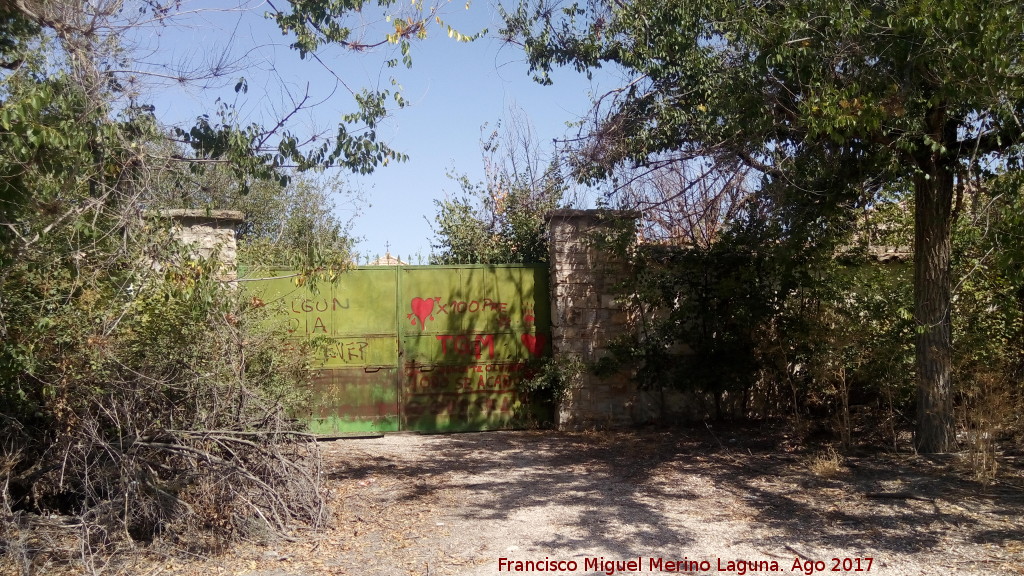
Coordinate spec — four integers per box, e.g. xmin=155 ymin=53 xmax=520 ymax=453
xmin=25 ymin=427 xmax=1024 ymax=576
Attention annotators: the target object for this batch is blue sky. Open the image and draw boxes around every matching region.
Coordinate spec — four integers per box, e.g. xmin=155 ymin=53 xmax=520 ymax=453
xmin=136 ymin=1 xmax=610 ymax=262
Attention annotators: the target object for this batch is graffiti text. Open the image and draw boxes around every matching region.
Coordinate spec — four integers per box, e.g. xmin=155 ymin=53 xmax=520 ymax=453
xmin=436 ymin=334 xmax=496 ymax=359
xmin=291 ymin=297 xmax=350 ymax=313
xmin=321 ymin=340 xmax=370 ymax=364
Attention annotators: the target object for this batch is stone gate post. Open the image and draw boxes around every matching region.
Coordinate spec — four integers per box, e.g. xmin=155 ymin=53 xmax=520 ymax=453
xmin=546 ymin=209 xmax=653 ymax=429
xmin=150 ymin=209 xmax=245 ymax=282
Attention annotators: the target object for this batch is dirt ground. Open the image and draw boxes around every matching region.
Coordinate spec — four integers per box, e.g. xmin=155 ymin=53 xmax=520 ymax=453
xmin=71 ymin=428 xmax=1024 ymax=575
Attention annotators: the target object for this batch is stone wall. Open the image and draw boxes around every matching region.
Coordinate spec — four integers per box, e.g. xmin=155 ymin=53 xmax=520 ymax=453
xmin=546 ymin=209 xmax=659 ymax=429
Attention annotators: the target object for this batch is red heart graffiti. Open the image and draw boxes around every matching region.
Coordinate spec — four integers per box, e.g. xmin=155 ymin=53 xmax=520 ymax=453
xmin=410 ymin=297 xmax=436 ymax=330
xmin=521 ymin=333 xmax=547 ymax=357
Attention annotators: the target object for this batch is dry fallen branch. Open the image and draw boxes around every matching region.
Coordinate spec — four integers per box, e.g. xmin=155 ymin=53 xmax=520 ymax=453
xmin=863 ymin=492 xmax=936 ymax=502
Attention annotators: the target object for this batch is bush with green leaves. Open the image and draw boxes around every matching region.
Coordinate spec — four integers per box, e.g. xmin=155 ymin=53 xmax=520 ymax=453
xmin=1 ymin=209 xmax=325 ymax=559
xmin=615 ymin=197 xmax=918 ymax=441
xmin=950 ymin=177 xmax=1024 ymax=469
xmin=431 ymin=117 xmax=565 ymax=265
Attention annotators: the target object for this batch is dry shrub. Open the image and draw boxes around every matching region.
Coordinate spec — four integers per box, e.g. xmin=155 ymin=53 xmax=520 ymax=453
xmin=807 ymin=446 xmax=844 ymax=478
xmin=158 ymin=430 xmax=327 ymax=546
xmin=0 ymin=261 xmax=327 ymax=574
xmin=959 ymin=371 xmax=1018 ymax=481
xmin=4 ymin=427 xmax=326 ymax=574
xmin=1 ymin=447 xmax=30 ymax=576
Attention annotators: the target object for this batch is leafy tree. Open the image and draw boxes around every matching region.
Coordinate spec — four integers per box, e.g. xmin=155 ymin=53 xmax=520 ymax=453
xmin=502 ymin=0 xmax=1024 ymax=452
xmin=431 ymin=114 xmax=566 ymax=264
xmin=232 ymin=174 xmax=362 ymax=269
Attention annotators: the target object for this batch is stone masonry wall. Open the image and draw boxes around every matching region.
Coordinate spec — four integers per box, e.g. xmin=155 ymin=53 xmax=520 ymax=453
xmin=546 ymin=209 xmax=658 ymax=429
xmin=153 ymin=209 xmax=245 ymax=282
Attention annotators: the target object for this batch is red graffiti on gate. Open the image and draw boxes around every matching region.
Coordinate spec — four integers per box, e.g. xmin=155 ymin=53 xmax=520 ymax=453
xmin=408 ymin=297 xmax=439 ymax=330
xmin=520 ymin=333 xmax=547 ymax=357
xmin=436 ymin=334 xmax=496 ymax=359
xmin=407 ymin=296 xmax=512 ymax=330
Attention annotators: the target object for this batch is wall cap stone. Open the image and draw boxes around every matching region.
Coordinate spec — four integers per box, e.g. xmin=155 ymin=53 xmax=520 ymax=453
xmin=545 ymin=209 xmax=641 ymax=222
xmin=147 ymin=209 xmax=246 ymax=224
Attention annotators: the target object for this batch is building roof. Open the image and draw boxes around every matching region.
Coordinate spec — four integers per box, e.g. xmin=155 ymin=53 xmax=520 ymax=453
xmin=368 ymin=252 xmax=407 ymax=266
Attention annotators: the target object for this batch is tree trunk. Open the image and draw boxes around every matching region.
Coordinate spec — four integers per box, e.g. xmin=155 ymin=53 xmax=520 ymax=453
xmin=912 ymin=106 xmax=956 ymax=453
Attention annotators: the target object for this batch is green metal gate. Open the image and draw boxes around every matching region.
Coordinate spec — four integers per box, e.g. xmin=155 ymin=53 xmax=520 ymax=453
xmin=245 ymin=265 xmax=551 ymax=433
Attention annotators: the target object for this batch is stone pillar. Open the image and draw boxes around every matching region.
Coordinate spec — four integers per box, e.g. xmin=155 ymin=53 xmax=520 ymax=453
xmin=152 ymin=209 xmax=245 ymax=281
xmin=546 ymin=209 xmax=650 ymax=429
